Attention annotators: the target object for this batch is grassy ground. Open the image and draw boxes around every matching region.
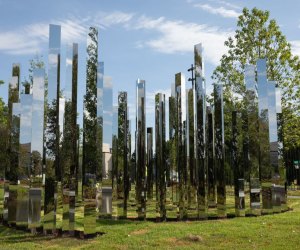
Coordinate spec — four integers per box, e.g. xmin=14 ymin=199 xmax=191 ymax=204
xmin=0 ymin=194 xmax=300 ymax=249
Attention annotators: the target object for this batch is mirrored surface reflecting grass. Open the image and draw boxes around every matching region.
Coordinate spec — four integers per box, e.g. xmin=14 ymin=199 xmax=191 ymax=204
xmin=0 ymin=190 xmax=300 ymax=249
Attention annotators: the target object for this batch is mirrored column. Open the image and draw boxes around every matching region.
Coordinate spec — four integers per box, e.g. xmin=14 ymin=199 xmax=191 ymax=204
xmin=167 ymin=84 xmax=176 ymax=218
xmin=194 ymin=43 xmax=207 ymax=219
xmin=29 ymin=69 xmax=45 ymax=232
xmin=257 ymin=59 xmax=272 ymax=214
xmin=5 ymin=74 xmax=20 ymax=224
xmin=186 ymin=88 xmax=197 ymax=219
xmin=175 ymin=72 xmax=186 ymax=219
xmin=82 ymin=27 xmax=100 ymax=236
xmin=206 ymin=106 xmax=216 ymax=208
xmin=268 ymin=81 xmax=280 ymax=213
xmin=214 ymin=83 xmax=226 ymax=218
xmin=100 ymin=75 xmax=113 ymax=219
xmin=61 ymin=43 xmax=78 ymax=234
xmin=111 ymin=106 xmax=118 ymax=219
xmin=155 ymin=94 xmax=166 ymax=221
xmin=8 ymin=102 xmax=21 ymax=226
xmin=146 ymin=127 xmax=155 ymax=219
xmin=117 ymin=91 xmax=128 ymax=218
xmin=244 ymin=64 xmax=261 ymax=215
xmin=232 ymin=111 xmax=245 ymax=216
xmin=136 ymin=79 xmax=146 ymax=219
xmin=16 ymin=93 xmax=33 ymax=228
xmin=44 ymin=24 xmax=61 ymax=233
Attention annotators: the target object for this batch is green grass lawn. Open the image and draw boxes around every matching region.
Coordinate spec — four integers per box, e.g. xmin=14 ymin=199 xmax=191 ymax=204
xmin=1 ymin=194 xmax=300 ymax=249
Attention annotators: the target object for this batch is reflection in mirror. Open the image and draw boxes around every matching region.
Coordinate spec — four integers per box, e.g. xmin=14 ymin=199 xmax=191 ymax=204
xmin=5 ymin=74 xmax=20 ymax=224
xmin=206 ymin=106 xmax=216 ymax=209
xmin=244 ymin=64 xmax=260 ymax=215
xmin=100 ymin=76 xmax=113 ymax=219
xmin=136 ymin=79 xmax=146 ymax=219
xmin=187 ymin=89 xmax=197 ymax=219
xmin=117 ymin=91 xmax=128 ymax=218
xmin=82 ymin=27 xmax=101 ymax=236
xmin=44 ymin=24 xmax=61 ymax=232
xmin=175 ymin=73 xmax=186 ymax=220
xmin=214 ymin=83 xmax=226 ymax=218
xmin=167 ymin=84 xmax=176 ymax=218
xmin=257 ymin=59 xmax=272 ymax=214
xmin=61 ymin=43 xmax=78 ymax=234
xmin=111 ymin=106 xmax=118 ymax=219
xmin=146 ymin=127 xmax=155 ymax=219
xmin=155 ymin=93 xmax=166 ymax=220
xmin=29 ymin=69 xmax=45 ymax=231
xmin=194 ymin=43 xmax=207 ymax=219
xmin=17 ymin=93 xmax=32 ymax=227
xmin=8 ymin=102 xmax=21 ymax=225
xmin=232 ymin=111 xmax=245 ymax=217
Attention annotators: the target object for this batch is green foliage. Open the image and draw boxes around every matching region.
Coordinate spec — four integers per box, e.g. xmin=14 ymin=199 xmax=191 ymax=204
xmin=83 ymin=27 xmax=102 ymax=180
xmin=212 ymin=7 xmax=300 ymax=149
xmin=21 ymin=54 xmax=46 ymax=94
xmin=0 ymin=97 xmax=8 ymax=177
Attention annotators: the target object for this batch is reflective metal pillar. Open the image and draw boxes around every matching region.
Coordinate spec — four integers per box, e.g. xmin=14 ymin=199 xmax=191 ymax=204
xmin=82 ymin=27 xmax=101 ymax=236
xmin=214 ymin=83 xmax=226 ymax=218
xmin=61 ymin=43 xmax=78 ymax=234
xmin=155 ymin=94 xmax=166 ymax=220
xmin=244 ymin=64 xmax=261 ymax=215
xmin=136 ymin=79 xmax=146 ymax=220
xmin=257 ymin=59 xmax=272 ymax=214
xmin=194 ymin=43 xmax=207 ymax=219
xmin=44 ymin=24 xmax=61 ymax=233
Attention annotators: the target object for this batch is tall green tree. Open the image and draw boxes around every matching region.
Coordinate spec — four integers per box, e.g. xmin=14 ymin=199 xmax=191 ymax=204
xmin=212 ymin=7 xmax=300 ymax=149
xmin=0 ymin=80 xmax=8 ymax=178
xmin=22 ymin=54 xmax=46 ymax=94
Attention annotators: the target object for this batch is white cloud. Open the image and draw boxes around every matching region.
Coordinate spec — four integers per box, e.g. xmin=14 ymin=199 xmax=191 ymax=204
xmin=132 ymin=16 xmax=232 ymax=65
xmin=94 ymin=11 xmax=134 ymax=28
xmin=0 ymin=11 xmax=134 ymax=56
xmin=290 ymin=40 xmax=300 ymax=57
xmin=0 ymin=30 xmax=42 ymax=55
xmin=208 ymin=0 xmax=241 ymax=10
xmin=193 ymin=3 xmax=240 ymax=18
xmin=0 ymin=10 xmax=230 ymax=65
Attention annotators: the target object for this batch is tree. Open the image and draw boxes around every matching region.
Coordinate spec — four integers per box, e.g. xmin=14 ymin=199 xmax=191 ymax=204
xmin=0 ymin=87 xmax=8 ymax=178
xmin=212 ymin=7 xmax=300 ymax=149
xmin=22 ymin=54 xmax=46 ymax=94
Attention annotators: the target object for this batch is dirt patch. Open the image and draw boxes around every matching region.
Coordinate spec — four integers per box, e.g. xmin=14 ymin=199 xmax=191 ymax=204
xmin=130 ymin=229 xmax=149 ymax=235
xmin=165 ymin=237 xmax=190 ymax=246
xmin=164 ymin=235 xmax=203 ymax=246
xmin=183 ymin=234 xmax=203 ymax=242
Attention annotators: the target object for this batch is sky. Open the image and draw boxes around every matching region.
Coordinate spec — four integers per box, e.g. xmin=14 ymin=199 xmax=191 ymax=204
xmin=1 ymin=0 xmax=300 ymax=148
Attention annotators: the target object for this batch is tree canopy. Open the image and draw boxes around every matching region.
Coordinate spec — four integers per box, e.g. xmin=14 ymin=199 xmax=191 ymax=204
xmin=212 ymin=7 xmax=300 ymax=149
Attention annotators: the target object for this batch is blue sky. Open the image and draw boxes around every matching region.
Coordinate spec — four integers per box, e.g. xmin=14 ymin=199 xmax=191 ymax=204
xmin=1 ymin=0 xmax=300 ymax=144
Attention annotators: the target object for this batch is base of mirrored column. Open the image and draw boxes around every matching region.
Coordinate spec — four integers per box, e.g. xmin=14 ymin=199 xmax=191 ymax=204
xmin=62 ymin=188 xmax=70 ymax=232
xmin=3 ymin=182 xmax=10 ymax=222
xmin=235 ymin=179 xmax=245 ymax=217
xmin=83 ymin=200 xmax=96 ymax=235
xmin=250 ymin=178 xmax=261 ymax=216
xmin=198 ymin=198 xmax=208 ymax=220
xmin=28 ymin=188 xmax=42 ymax=230
xmin=8 ymin=185 xmax=18 ymax=226
xmin=217 ymin=188 xmax=226 ymax=218
xmin=262 ymin=182 xmax=273 ymax=215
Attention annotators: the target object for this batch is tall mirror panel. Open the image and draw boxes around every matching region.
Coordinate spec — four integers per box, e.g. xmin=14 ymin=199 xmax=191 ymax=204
xmin=214 ymin=83 xmax=226 ymax=218
xmin=136 ymin=79 xmax=146 ymax=219
xmin=257 ymin=59 xmax=272 ymax=214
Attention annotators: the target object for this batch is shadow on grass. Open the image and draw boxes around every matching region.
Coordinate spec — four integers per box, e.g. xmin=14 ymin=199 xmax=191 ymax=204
xmin=0 ymin=225 xmax=55 ymax=244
